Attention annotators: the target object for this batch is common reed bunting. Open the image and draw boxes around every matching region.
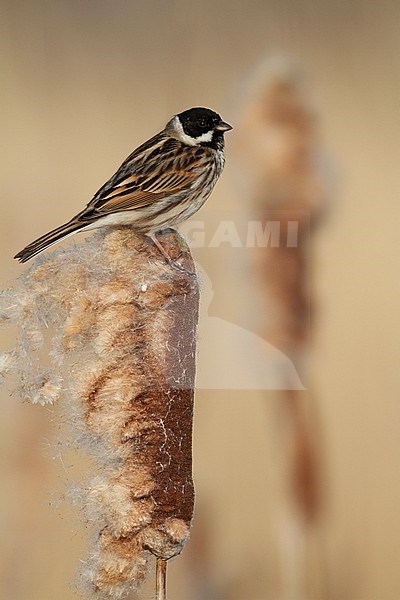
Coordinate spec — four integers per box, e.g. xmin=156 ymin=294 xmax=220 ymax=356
xmin=15 ymin=107 xmax=232 ymax=269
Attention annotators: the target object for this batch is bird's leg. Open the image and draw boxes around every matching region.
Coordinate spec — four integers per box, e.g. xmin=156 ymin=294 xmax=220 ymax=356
xmin=147 ymin=233 xmax=195 ymax=276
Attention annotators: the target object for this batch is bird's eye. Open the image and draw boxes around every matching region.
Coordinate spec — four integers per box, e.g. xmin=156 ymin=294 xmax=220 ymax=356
xmin=198 ymin=118 xmax=207 ymax=128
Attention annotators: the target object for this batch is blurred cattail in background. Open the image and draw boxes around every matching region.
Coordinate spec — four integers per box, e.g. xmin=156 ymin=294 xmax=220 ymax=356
xmin=236 ymin=59 xmax=329 ymax=599
xmin=0 ymin=228 xmax=199 ymax=599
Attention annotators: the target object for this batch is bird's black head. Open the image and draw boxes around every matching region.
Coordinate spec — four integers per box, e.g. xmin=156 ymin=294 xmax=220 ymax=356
xmin=170 ymin=107 xmax=232 ymax=150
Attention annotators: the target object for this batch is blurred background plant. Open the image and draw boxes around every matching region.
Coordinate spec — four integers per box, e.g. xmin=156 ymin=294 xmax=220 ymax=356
xmin=1 ymin=1 xmax=399 ymax=599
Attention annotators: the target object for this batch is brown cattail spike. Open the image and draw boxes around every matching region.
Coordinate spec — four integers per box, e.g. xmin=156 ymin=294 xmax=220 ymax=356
xmin=0 ymin=227 xmax=199 ymax=598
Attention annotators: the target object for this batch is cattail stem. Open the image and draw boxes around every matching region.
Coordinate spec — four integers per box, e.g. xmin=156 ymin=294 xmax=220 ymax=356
xmin=156 ymin=558 xmax=167 ymax=600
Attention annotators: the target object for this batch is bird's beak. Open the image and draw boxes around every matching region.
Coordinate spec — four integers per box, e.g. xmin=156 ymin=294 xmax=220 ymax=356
xmin=216 ymin=120 xmax=233 ymax=132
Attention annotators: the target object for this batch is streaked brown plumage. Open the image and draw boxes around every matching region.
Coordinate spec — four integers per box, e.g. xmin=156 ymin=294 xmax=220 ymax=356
xmin=15 ymin=107 xmax=232 ymax=267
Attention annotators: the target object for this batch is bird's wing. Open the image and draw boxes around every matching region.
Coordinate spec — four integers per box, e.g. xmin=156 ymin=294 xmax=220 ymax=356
xmin=79 ymin=134 xmax=206 ymax=217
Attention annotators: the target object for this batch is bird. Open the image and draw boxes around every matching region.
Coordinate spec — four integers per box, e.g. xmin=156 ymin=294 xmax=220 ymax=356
xmin=14 ymin=107 xmax=232 ymax=270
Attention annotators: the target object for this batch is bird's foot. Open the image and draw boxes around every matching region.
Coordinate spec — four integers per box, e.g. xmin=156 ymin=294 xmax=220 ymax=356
xmin=168 ymin=257 xmax=195 ymax=276
xmin=148 ymin=234 xmax=195 ymax=277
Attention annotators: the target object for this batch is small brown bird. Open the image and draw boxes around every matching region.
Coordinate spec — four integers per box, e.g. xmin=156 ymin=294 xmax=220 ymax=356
xmin=14 ymin=107 xmax=232 ymax=268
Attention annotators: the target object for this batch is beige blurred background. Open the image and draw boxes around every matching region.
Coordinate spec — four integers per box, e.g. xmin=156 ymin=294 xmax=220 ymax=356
xmin=1 ymin=1 xmax=399 ymax=599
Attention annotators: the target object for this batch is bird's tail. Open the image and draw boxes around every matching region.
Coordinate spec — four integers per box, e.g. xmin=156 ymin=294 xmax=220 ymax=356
xmin=14 ymin=219 xmax=88 ymax=263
